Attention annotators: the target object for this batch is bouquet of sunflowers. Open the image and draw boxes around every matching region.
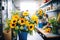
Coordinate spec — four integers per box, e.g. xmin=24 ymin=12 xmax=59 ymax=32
xmin=5 ymin=10 xmax=38 ymax=35
xmin=36 ymin=9 xmax=45 ymax=19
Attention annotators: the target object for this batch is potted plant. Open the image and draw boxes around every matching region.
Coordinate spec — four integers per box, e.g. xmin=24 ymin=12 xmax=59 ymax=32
xmin=48 ymin=17 xmax=59 ymax=34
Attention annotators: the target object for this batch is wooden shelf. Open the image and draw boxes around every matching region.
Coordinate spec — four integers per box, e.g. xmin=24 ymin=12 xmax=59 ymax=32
xmin=40 ymin=0 xmax=57 ymax=8
xmin=46 ymin=9 xmax=60 ymax=13
xmin=36 ymin=27 xmax=60 ymax=38
xmin=40 ymin=1 xmax=52 ymax=8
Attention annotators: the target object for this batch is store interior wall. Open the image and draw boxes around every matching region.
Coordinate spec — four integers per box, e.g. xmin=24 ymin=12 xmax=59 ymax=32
xmin=8 ymin=0 xmax=12 ymax=19
xmin=9 ymin=0 xmax=57 ymax=17
xmin=42 ymin=3 xmax=57 ymax=17
xmin=2 ymin=0 xmax=12 ymax=30
xmin=13 ymin=0 xmax=39 ymax=16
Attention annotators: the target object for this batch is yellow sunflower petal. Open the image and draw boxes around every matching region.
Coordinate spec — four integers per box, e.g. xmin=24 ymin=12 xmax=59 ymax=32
xmin=28 ymin=24 xmax=34 ymax=31
xmin=31 ymin=15 xmax=38 ymax=21
xmin=10 ymin=18 xmax=17 ymax=23
xmin=38 ymin=9 xmax=43 ymax=16
xmin=12 ymin=14 xmax=19 ymax=20
xmin=25 ymin=20 xmax=30 ymax=26
xmin=10 ymin=23 xmax=16 ymax=28
xmin=34 ymin=19 xmax=38 ymax=25
xmin=23 ymin=11 xmax=29 ymax=16
xmin=19 ymin=18 xmax=25 ymax=25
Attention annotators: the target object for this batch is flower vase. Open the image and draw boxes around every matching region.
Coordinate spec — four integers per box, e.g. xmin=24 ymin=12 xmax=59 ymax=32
xmin=38 ymin=19 xmax=43 ymax=28
xmin=18 ymin=26 xmax=28 ymax=40
xmin=52 ymin=27 xmax=57 ymax=34
xmin=18 ymin=31 xmax=28 ymax=40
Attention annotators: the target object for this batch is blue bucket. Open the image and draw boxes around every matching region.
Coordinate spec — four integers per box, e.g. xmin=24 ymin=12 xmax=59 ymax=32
xmin=18 ymin=26 xmax=28 ymax=40
xmin=18 ymin=31 xmax=28 ymax=40
xmin=38 ymin=23 xmax=43 ymax=28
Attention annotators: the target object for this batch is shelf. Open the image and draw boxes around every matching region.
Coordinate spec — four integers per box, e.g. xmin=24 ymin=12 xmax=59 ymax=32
xmin=40 ymin=1 xmax=52 ymax=8
xmin=36 ymin=27 xmax=60 ymax=38
xmin=46 ymin=9 xmax=60 ymax=13
xmin=40 ymin=0 xmax=57 ymax=8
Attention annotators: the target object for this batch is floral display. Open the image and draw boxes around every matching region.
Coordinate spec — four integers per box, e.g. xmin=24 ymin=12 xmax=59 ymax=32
xmin=5 ymin=9 xmax=49 ymax=35
xmin=5 ymin=10 xmax=38 ymax=35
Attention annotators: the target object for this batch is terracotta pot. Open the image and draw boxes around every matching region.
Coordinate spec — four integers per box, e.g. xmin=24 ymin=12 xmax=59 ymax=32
xmin=3 ymin=30 xmax=11 ymax=40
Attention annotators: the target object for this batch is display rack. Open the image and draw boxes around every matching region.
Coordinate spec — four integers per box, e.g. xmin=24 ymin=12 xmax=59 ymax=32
xmin=46 ymin=9 xmax=60 ymax=13
xmin=40 ymin=0 xmax=60 ymax=13
xmin=40 ymin=0 xmax=52 ymax=8
xmin=40 ymin=0 xmax=57 ymax=8
xmin=39 ymin=0 xmax=60 ymax=40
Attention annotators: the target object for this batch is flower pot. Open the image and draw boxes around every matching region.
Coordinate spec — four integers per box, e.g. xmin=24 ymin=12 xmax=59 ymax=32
xmin=18 ymin=31 xmax=28 ymax=40
xmin=52 ymin=27 xmax=57 ymax=34
xmin=3 ymin=30 xmax=11 ymax=40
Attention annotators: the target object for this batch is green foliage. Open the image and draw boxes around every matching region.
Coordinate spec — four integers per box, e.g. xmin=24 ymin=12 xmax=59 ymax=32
xmin=48 ymin=18 xmax=59 ymax=27
xmin=20 ymin=26 xmax=24 ymax=30
xmin=52 ymin=27 xmax=57 ymax=34
xmin=4 ymin=27 xmax=10 ymax=30
xmin=34 ymin=28 xmax=37 ymax=32
xmin=29 ymin=31 xmax=33 ymax=35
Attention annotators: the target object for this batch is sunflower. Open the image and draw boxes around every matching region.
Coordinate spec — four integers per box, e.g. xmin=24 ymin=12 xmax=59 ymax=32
xmin=38 ymin=9 xmax=43 ymax=16
xmin=28 ymin=24 xmax=34 ymax=31
xmin=12 ymin=14 xmax=19 ymax=20
xmin=25 ymin=20 xmax=30 ymax=26
xmin=31 ymin=15 xmax=38 ymax=21
xmin=34 ymin=19 xmax=38 ymax=25
xmin=19 ymin=18 xmax=25 ymax=25
xmin=23 ymin=11 xmax=29 ymax=16
xmin=10 ymin=18 xmax=17 ymax=23
xmin=10 ymin=23 xmax=16 ymax=28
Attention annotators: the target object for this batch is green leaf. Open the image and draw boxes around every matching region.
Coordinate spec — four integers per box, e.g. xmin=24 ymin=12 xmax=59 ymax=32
xmin=34 ymin=28 xmax=37 ymax=32
xmin=15 ymin=26 xmax=19 ymax=30
xmin=14 ymin=30 xmax=18 ymax=35
xmin=4 ymin=27 xmax=10 ymax=30
xmin=26 ymin=29 xmax=28 ymax=31
xmin=20 ymin=26 xmax=24 ymax=30
xmin=29 ymin=31 xmax=33 ymax=35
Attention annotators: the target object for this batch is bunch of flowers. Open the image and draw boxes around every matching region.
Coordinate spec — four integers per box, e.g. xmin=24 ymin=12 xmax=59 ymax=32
xmin=5 ymin=10 xmax=38 ymax=35
xmin=36 ymin=9 xmax=45 ymax=19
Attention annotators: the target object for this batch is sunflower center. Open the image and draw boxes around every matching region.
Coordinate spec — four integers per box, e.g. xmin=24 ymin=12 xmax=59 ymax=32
xmin=34 ymin=21 xmax=36 ymax=23
xmin=15 ymin=16 xmax=18 ymax=18
xmin=30 ymin=26 xmax=32 ymax=28
xmin=21 ymin=20 xmax=24 ymax=23
xmin=12 ymin=24 xmax=15 ymax=26
xmin=13 ymin=20 xmax=16 ymax=23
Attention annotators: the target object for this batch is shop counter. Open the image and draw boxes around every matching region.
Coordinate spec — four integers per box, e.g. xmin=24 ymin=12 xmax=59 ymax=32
xmin=36 ymin=27 xmax=60 ymax=40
